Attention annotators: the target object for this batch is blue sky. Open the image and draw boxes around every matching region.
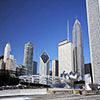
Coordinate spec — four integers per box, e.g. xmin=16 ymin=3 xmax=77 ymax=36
xmin=0 ymin=0 xmax=90 ymax=72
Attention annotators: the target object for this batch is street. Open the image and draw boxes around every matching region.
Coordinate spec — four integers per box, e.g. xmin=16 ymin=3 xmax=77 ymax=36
xmin=1 ymin=94 xmax=100 ymax=100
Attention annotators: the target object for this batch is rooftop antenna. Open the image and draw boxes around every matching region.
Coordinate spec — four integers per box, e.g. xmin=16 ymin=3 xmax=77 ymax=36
xmin=67 ymin=20 xmax=69 ymax=41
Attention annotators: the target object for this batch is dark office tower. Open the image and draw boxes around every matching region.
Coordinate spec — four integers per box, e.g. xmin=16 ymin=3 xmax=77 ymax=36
xmin=86 ymin=0 xmax=100 ymax=84
xmin=33 ymin=61 xmax=37 ymax=75
xmin=73 ymin=19 xmax=84 ymax=78
xmin=24 ymin=42 xmax=34 ymax=75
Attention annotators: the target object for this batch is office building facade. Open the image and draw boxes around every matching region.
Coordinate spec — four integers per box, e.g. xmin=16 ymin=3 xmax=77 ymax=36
xmin=33 ymin=61 xmax=37 ymax=75
xmin=24 ymin=42 xmax=34 ymax=75
xmin=86 ymin=0 xmax=100 ymax=83
xmin=3 ymin=43 xmax=17 ymax=71
xmin=85 ymin=63 xmax=93 ymax=82
xmin=73 ymin=19 xmax=84 ymax=78
xmin=4 ymin=43 xmax=11 ymax=63
xmin=6 ymin=58 xmax=16 ymax=71
xmin=40 ymin=52 xmax=50 ymax=76
xmin=52 ymin=60 xmax=59 ymax=77
xmin=0 ymin=59 xmax=4 ymax=70
xmin=39 ymin=52 xmax=50 ymax=84
xmin=16 ymin=65 xmax=26 ymax=76
xmin=58 ymin=40 xmax=73 ymax=76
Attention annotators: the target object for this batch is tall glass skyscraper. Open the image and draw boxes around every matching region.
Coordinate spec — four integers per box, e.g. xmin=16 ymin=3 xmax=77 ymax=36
xmin=73 ymin=19 xmax=84 ymax=78
xmin=24 ymin=42 xmax=34 ymax=75
xmin=86 ymin=0 xmax=100 ymax=84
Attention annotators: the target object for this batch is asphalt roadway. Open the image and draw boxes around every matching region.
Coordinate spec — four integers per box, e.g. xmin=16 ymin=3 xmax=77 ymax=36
xmin=1 ymin=94 xmax=100 ymax=100
xmin=28 ymin=94 xmax=100 ymax=100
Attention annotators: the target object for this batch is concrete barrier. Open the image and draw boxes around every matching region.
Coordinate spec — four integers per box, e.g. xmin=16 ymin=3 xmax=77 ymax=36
xmin=83 ymin=90 xmax=99 ymax=95
xmin=48 ymin=88 xmax=73 ymax=94
xmin=0 ymin=89 xmax=47 ymax=97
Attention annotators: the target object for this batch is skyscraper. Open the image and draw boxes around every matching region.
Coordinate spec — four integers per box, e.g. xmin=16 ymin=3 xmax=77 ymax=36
xmin=24 ymin=42 xmax=34 ymax=75
xmin=4 ymin=43 xmax=11 ymax=63
xmin=0 ymin=59 xmax=4 ymax=70
xmin=3 ymin=43 xmax=16 ymax=71
xmin=39 ymin=52 xmax=50 ymax=84
xmin=6 ymin=58 xmax=16 ymax=71
xmin=33 ymin=61 xmax=37 ymax=75
xmin=73 ymin=19 xmax=84 ymax=78
xmin=58 ymin=40 xmax=73 ymax=76
xmin=52 ymin=60 xmax=59 ymax=77
xmin=40 ymin=52 xmax=50 ymax=76
xmin=86 ymin=0 xmax=100 ymax=84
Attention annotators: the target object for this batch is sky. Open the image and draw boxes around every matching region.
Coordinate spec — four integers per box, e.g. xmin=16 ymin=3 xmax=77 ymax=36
xmin=0 ymin=0 xmax=90 ymax=72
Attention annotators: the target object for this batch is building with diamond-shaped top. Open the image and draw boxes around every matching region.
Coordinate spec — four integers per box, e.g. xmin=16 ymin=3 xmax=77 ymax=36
xmin=39 ymin=52 xmax=50 ymax=84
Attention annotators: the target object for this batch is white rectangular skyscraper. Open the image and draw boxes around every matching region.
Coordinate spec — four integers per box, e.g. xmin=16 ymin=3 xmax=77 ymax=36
xmin=58 ymin=40 xmax=73 ymax=76
xmin=86 ymin=0 xmax=100 ymax=84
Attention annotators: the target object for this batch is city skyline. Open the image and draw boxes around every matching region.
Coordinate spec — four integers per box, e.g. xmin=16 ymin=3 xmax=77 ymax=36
xmin=0 ymin=0 xmax=90 ymax=72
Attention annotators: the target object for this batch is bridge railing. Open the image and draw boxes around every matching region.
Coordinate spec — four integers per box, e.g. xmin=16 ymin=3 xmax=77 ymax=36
xmin=19 ymin=75 xmax=74 ymax=85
